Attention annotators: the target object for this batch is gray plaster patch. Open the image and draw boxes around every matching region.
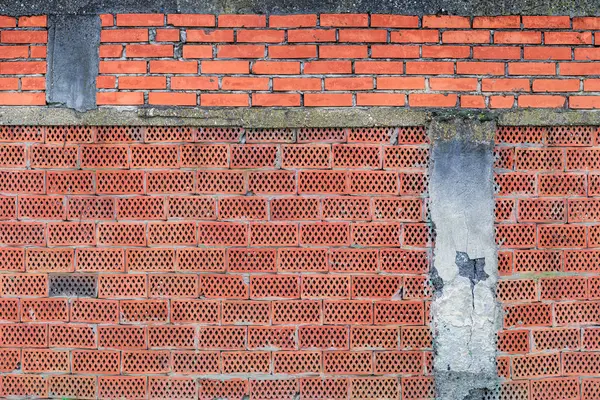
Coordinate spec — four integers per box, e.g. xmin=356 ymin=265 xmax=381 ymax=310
xmin=49 ymin=274 xmax=97 ymax=297
xmin=47 ymin=14 xmax=100 ymax=111
xmin=428 ymin=118 xmax=500 ymax=400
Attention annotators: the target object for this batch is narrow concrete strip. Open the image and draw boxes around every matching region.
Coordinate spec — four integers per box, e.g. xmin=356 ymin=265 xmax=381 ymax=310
xmin=428 ymin=119 xmax=500 ymax=399
xmin=47 ymin=15 xmax=100 ymax=111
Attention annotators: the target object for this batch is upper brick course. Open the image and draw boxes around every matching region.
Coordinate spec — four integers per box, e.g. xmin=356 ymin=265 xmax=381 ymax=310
xmin=95 ymin=14 xmax=600 ymax=109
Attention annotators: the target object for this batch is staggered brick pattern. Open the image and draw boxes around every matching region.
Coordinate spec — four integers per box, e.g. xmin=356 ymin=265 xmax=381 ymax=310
xmin=0 ymin=125 xmax=434 ymax=399
xmin=98 ymin=14 xmax=600 ymax=108
xmin=0 ymin=16 xmax=47 ymax=106
xmin=495 ymin=125 xmax=600 ymax=400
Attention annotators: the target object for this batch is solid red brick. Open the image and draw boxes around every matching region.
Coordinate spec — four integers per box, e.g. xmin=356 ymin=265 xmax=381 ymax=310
xmin=320 ymin=14 xmax=368 ymax=27
xmin=533 ymin=79 xmax=580 ymax=92
xmin=273 ymin=77 xmax=322 ymax=91
xmin=473 ymin=46 xmax=521 ymax=60
xmin=0 ymin=46 xmax=29 ymax=59
xmin=371 ymin=45 xmax=419 ymax=58
xmin=304 ymin=61 xmax=352 ymax=74
xmin=456 ymin=61 xmax=504 ymax=75
xmin=319 ymin=45 xmax=368 ymax=58
xmin=288 ymin=29 xmax=336 ymax=42
xmin=182 ymin=45 xmax=213 ymax=58
xmin=377 ymin=76 xmax=425 ymax=90
xmin=482 ymin=78 xmax=530 ymax=92
xmin=391 ymin=30 xmax=439 ymax=43
xmin=269 ymin=45 xmax=316 ymax=59
xmin=325 ymin=77 xmax=373 ymax=90
xmin=269 ymin=14 xmax=317 ymax=28
xmin=171 ymin=76 xmax=218 ymax=90
xmin=570 ymin=96 xmax=600 ymax=109
xmin=409 ymin=93 xmax=457 ymax=107
xmin=96 ymin=92 xmax=144 ymax=105
xmin=575 ymin=48 xmax=600 ymax=61
xmin=546 ymin=32 xmax=592 ymax=45
xmin=148 ymin=92 xmax=197 ymax=106
xmin=149 ymin=60 xmax=197 ymax=73
xmin=509 ymin=62 xmax=556 ymax=76
xmin=218 ymin=14 xmax=266 ymax=27
xmin=0 ymin=77 xmax=18 ymax=90
xmin=371 ymin=14 xmax=419 ymax=27
xmin=99 ymin=44 xmax=123 ymax=58
xmin=495 ymin=31 xmax=542 ymax=44
xmin=252 ymin=93 xmax=301 ymax=106
xmin=442 ymin=30 xmax=490 ymax=43
xmin=201 ymin=93 xmax=249 ymax=106
xmin=1 ymin=31 xmax=47 ymax=43
xmin=238 ymin=29 xmax=285 ymax=43
xmin=252 ymin=61 xmax=300 ymax=74
xmin=100 ymin=28 xmax=148 ymax=42
xmin=305 ymin=93 xmax=353 ymax=107
xmin=18 ymin=16 xmax=47 ymax=27
xmin=430 ymin=77 xmax=477 ymax=91
xmin=406 ymin=61 xmax=454 ymax=75
xmin=0 ymin=61 xmax=46 ymax=74
xmin=489 ymin=95 xmax=515 ymax=109
xmin=356 ymin=93 xmax=405 ymax=106
xmin=421 ymin=45 xmax=470 ymax=58
xmin=423 ymin=15 xmax=470 ymax=28
xmin=473 ymin=16 xmax=520 ymax=28
xmin=222 ymin=77 xmax=269 ymax=90
xmin=116 ymin=13 xmax=164 ymax=26
xmin=99 ymin=60 xmax=146 ymax=73
xmin=217 ymin=44 xmax=265 ymax=58
xmin=118 ymin=76 xmax=166 ymax=89
xmin=524 ymin=47 xmax=572 ymax=60
xmin=186 ymin=29 xmax=233 ymax=42
xmin=338 ymin=29 xmax=387 ymax=42
xmin=202 ymin=60 xmax=249 ymax=73
xmin=522 ymin=16 xmax=570 ymax=28
xmin=560 ymin=63 xmax=600 ymax=76
xmin=461 ymin=95 xmax=485 ymax=108
xmin=167 ymin=14 xmax=215 ymax=26
xmin=0 ymin=16 xmax=16 ymax=27
xmin=0 ymin=93 xmax=45 ymax=106
xmin=518 ymin=95 xmax=566 ymax=108
xmin=574 ymin=17 xmax=600 ymax=29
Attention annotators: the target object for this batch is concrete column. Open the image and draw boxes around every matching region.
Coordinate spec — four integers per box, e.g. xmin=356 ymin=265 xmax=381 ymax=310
xmin=428 ymin=118 xmax=500 ymax=399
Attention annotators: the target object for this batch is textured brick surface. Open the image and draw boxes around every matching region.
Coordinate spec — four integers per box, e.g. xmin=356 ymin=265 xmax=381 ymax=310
xmin=0 ymin=125 xmax=432 ymax=399
xmin=495 ymin=125 xmax=600 ymax=399
xmin=0 ymin=16 xmax=47 ymax=105
xmin=96 ymin=14 xmax=600 ymax=108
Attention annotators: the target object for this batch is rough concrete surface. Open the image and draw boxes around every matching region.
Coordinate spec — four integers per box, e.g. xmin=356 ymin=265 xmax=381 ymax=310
xmin=428 ymin=119 xmax=500 ymax=400
xmin=46 ymin=14 xmax=100 ymax=111
xmin=1 ymin=0 xmax=600 ymax=16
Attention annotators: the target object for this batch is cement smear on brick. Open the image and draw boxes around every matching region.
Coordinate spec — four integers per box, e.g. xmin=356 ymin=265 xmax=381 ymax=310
xmin=428 ymin=119 xmax=500 ymax=399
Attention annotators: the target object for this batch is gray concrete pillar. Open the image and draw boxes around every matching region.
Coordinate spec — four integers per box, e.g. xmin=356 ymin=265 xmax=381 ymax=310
xmin=428 ymin=119 xmax=500 ymax=399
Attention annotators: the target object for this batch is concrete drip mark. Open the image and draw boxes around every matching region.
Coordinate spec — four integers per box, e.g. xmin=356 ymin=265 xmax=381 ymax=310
xmin=456 ymin=251 xmax=488 ymax=308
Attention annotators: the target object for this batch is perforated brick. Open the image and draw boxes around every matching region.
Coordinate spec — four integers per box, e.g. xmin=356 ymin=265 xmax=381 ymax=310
xmin=198 ymin=379 xmax=248 ymax=400
xmin=99 ymin=325 xmax=147 ymax=349
xmin=145 ymin=126 xmax=195 ymax=142
xmin=300 ymin=377 xmax=349 ymax=400
xmin=68 ymin=196 xmax=115 ymax=220
xmin=271 ymin=197 xmax=320 ymax=221
xmin=49 ymin=274 xmax=97 ymax=297
xmin=198 ymin=326 xmax=246 ymax=350
xmin=248 ymin=326 xmax=296 ymax=350
xmin=48 ymin=375 xmax=97 ymax=400
xmin=282 ymin=144 xmax=331 ymax=168
xmin=96 ymin=126 xmax=143 ymax=143
xmin=348 ymin=127 xmax=396 ymax=143
xmin=147 ymin=170 xmax=195 ymax=194
xmin=351 ymin=326 xmax=400 ymax=350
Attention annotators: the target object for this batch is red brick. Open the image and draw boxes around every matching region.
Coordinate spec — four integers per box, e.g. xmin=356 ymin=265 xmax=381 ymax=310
xmin=269 ymin=45 xmax=316 ymax=59
xmin=509 ymin=62 xmax=556 ymax=76
xmin=546 ymin=32 xmax=592 ymax=45
xmin=0 ymin=46 xmax=29 ymax=59
xmin=495 ymin=31 xmax=542 ymax=44
xmin=320 ymin=14 xmax=368 ymax=27
xmin=409 ymin=93 xmax=457 ymax=107
xmin=338 ymin=29 xmax=387 ymax=42
xmin=182 ymin=45 xmax=213 ymax=58
xmin=288 ymin=29 xmax=336 ymax=43
xmin=490 ymin=95 xmax=515 ymax=108
xmin=118 ymin=76 xmax=167 ymax=89
xmin=99 ymin=44 xmax=123 ymax=58
xmin=0 ymin=61 xmax=46 ymax=74
xmin=305 ymin=93 xmax=353 ymax=107
xmin=430 ymin=77 xmax=477 ymax=91
xmin=149 ymin=60 xmax=197 ymax=73
xmin=273 ymin=77 xmax=322 ymax=91
xmin=252 ymin=61 xmax=300 ymax=74
xmin=319 ymin=45 xmax=368 ymax=58
xmin=99 ymin=60 xmax=146 ymax=73
xmin=97 ymin=92 xmax=144 ymax=105
xmin=116 ymin=13 xmax=164 ymax=26
xmin=186 ymin=29 xmax=233 ymax=42
xmin=423 ymin=15 xmax=470 ymax=28
xmin=391 ymin=30 xmax=439 ymax=43
xmin=18 ymin=16 xmax=47 ymax=27
xmin=218 ymin=14 xmax=266 ymax=27
xmin=377 ymin=76 xmax=425 ymax=90
xmin=560 ymin=63 xmax=600 ymax=76
xmin=456 ymin=61 xmax=504 ymax=75
xmin=355 ymin=61 xmax=403 ymax=74
xmin=574 ymin=17 xmax=600 ymax=29
xmin=100 ymin=28 xmax=148 ymax=42
xmin=461 ymin=95 xmax=485 ymax=108
xmin=0 ymin=78 xmax=19 ymax=90
xmin=167 ymin=14 xmax=215 ymax=26
xmin=421 ymin=45 xmax=470 ymax=58
xmin=518 ymin=95 xmax=566 ymax=108
xmin=482 ymin=78 xmax=530 ymax=92
xmin=356 ymin=93 xmax=405 ymax=106
xmin=473 ymin=46 xmax=521 ymax=60
xmin=269 ymin=14 xmax=317 ymax=28
xmin=202 ymin=60 xmax=249 ymax=73
xmin=406 ymin=61 xmax=454 ymax=75
xmin=0 ymin=16 xmax=16 ymax=28
xmin=238 ymin=29 xmax=285 ymax=43
xmin=325 ymin=77 xmax=373 ymax=90
xmin=524 ymin=47 xmax=572 ymax=60
xmin=522 ymin=16 xmax=570 ymax=28
xmin=100 ymin=14 xmax=113 ymax=26
xmin=371 ymin=14 xmax=419 ymax=27
xmin=217 ymin=44 xmax=265 ymax=58
xmin=1 ymin=31 xmax=47 ymax=44
xmin=371 ymin=45 xmax=419 ymax=58
xmin=148 ymin=92 xmax=197 ymax=106
xmin=473 ymin=16 xmax=520 ymax=28
xmin=171 ymin=76 xmax=219 ymax=90
xmin=304 ymin=61 xmax=352 ymax=74
xmin=0 ymin=93 xmax=45 ymax=106
xmin=201 ymin=93 xmax=249 ymax=106
xmin=575 ymin=48 xmax=600 ymax=61
xmin=252 ymin=93 xmax=301 ymax=106
xmin=533 ymin=79 xmax=580 ymax=92
xmin=222 ymin=77 xmax=269 ymax=90
xmin=442 ymin=30 xmax=490 ymax=44
xmin=570 ymin=96 xmax=600 ymax=109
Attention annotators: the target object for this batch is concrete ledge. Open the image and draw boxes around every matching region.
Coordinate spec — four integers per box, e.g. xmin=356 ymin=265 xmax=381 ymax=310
xmin=2 ymin=107 xmax=600 ymax=127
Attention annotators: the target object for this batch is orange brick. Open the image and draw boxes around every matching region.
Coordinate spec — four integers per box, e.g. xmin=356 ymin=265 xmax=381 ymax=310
xmin=218 ymin=14 xmax=266 ymax=27
xmin=252 ymin=61 xmax=300 ymax=74
xmin=288 ymin=29 xmax=336 ymax=43
xmin=186 ymin=29 xmax=234 ymax=42
xmin=518 ymin=95 xmax=566 ymax=108
xmin=319 ymin=45 xmax=368 ymax=58
xmin=495 ymin=31 xmax=542 ymax=44
xmin=391 ymin=30 xmax=439 ymax=43
xmin=409 ymin=93 xmax=457 ymax=107
xmin=371 ymin=14 xmax=419 ymax=28
xmin=167 ymin=14 xmax=215 ymax=26
xmin=423 ymin=15 xmax=470 ymax=28
xmin=96 ymin=92 xmax=144 ymax=105
xmin=269 ymin=45 xmax=317 ymax=59
xmin=356 ymin=93 xmax=405 ymax=106
xmin=202 ymin=60 xmax=249 ymax=73
xmin=325 ymin=77 xmax=373 ymax=90
xmin=0 ymin=92 xmax=45 ymax=105
xmin=252 ymin=93 xmax=301 ymax=106
xmin=217 ymin=45 xmax=265 ymax=58
xmin=182 ymin=45 xmax=213 ymax=58
xmin=116 ymin=13 xmax=164 ymax=26
xmin=18 ymin=16 xmax=47 ymax=27
xmin=305 ymin=93 xmax=353 ymax=107
xmin=238 ymin=29 xmax=285 ymax=43
xmin=269 ymin=14 xmax=317 ymax=28
xmin=118 ymin=76 xmax=167 ymax=89
xmin=473 ymin=16 xmax=520 ymax=28
xmin=171 ymin=76 xmax=219 ymax=90
xmin=100 ymin=28 xmax=148 ymax=42
xmin=532 ymin=79 xmax=580 ymax=92
xmin=201 ymin=93 xmax=249 ymax=106
xmin=430 ymin=77 xmax=477 ymax=91
xmin=442 ymin=30 xmax=490 ymax=44
xmin=522 ymin=16 xmax=570 ymax=28
xmin=148 ymin=92 xmax=197 ymax=106
xmin=376 ymin=76 xmax=425 ymax=90
xmin=320 ymin=14 xmax=368 ymax=27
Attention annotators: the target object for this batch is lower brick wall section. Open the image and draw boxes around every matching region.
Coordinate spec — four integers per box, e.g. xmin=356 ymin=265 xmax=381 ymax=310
xmin=495 ymin=125 xmax=600 ymax=400
xmin=0 ymin=126 xmax=434 ymax=399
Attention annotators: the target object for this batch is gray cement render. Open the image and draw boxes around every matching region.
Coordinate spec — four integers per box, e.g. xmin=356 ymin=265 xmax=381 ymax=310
xmin=46 ymin=14 xmax=99 ymax=111
xmin=428 ymin=119 xmax=500 ymax=400
xmin=1 ymin=0 xmax=599 ymax=16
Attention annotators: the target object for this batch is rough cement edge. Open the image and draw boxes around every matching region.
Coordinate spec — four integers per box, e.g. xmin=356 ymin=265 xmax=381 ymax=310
xmin=2 ymin=0 xmax=600 ymax=16
xmin=2 ymin=107 xmax=600 ymax=128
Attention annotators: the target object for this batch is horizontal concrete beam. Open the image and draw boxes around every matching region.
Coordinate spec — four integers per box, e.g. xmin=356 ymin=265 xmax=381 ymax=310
xmin=1 ymin=0 xmax=599 ymax=16
xmin=2 ymin=107 xmax=600 ymax=128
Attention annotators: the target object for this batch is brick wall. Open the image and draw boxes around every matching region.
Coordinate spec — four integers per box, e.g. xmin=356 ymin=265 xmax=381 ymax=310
xmin=495 ymin=126 xmax=600 ymax=399
xmin=0 ymin=16 xmax=47 ymax=106
xmin=0 ymin=125 xmax=435 ymax=399
xmin=95 ymin=14 xmax=600 ymax=108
